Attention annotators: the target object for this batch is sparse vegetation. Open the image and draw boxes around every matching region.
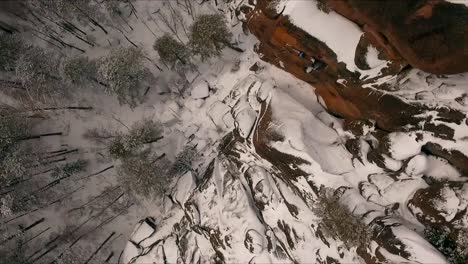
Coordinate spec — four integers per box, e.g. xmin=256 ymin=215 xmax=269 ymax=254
xmin=0 ymin=239 xmax=27 ymax=264
xmin=316 ymin=0 xmax=331 ymax=13
xmin=313 ymin=188 xmax=371 ymax=249
xmin=425 ymin=226 xmax=468 ymax=264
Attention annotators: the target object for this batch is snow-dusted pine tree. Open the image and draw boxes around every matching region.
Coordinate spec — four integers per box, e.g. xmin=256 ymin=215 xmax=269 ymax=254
xmin=0 ymin=33 xmax=23 ymax=71
xmin=15 ymin=46 xmax=63 ymax=103
xmin=189 ymin=14 xmax=232 ymax=60
xmin=108 ymin=118 xmax=163 ymax=159
xmin=118 ymin=152 xmax=170 ymax=200
xmin=154 ymin=34 xmax=191 ymax=68
xmin=98 ymin=47 xmax=151 ymax=107
xmin=60 ymin=56 xmax=97 ymax=85
xmin=168 ymin=145 xmax=197 ymax=177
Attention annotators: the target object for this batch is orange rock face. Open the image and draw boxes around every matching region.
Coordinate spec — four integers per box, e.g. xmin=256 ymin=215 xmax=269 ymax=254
xmin=325 ymin=0 xmax=468 ymax=74
xmin=242 ymin=0 xmax=468 ymax=174
xmin=245 ymin=2 xmax=416 ymax=129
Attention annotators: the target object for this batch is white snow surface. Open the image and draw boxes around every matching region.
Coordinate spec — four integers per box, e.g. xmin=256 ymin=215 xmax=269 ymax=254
xmin=1 ymin=0 xmax=466 ymax=263
xmin=445 ymin=0 xmax=468 ymax=7
xmin=278 ymin=0 xmax=363 ymax=72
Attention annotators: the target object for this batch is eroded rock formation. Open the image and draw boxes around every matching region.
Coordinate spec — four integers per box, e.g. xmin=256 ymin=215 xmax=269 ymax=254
xmin=324 ymin=0 xmax=468 ymax=74
xmin=243 ymin=0 xmax=468 ymax=174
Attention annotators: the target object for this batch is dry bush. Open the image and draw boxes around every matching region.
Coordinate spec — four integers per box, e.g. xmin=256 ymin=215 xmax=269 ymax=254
xmin=313 ymin=188 xmax=371 ymax=248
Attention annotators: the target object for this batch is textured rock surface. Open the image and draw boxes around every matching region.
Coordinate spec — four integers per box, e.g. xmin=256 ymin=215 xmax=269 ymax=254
xmin=243 ymin=0 xmax=468 ymax=174
xmin=324 ymin=0 xmax=468 ymax=74
xmin=123 ymin=76 xmax=448 ymax=264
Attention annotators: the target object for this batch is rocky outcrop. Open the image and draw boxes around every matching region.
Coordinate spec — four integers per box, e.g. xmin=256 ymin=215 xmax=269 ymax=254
xmin=242 ymin=0 xmax=468 ymax=174
xmin=324 ymin=0 xmax=468 ymax=75
xmin=124 ymin=76 xmax=448 ymax=264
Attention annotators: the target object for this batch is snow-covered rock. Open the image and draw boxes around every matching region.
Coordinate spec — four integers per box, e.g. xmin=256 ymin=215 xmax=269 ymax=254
xmin=191 ymin=80 xmax=210 ymax=99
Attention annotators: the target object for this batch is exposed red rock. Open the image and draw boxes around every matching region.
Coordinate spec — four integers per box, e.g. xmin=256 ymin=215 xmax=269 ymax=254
xmin=243 ymin=0 xmax=468 ymax=174
xmin=324 ymin=0 xmax=468 ymax=74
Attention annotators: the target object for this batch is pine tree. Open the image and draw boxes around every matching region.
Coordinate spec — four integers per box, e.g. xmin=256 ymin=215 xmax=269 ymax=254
xmin=168 ymin=145 xmax=197 ymax=177
xmin=15 ymin=46 xmax=63 ymax=102
xmin=0 ymin=114 xmax=34 ymax=215
xmin=0 ymin=33 xmax=23 ymax=71
xmin=98 ymin=47 xmax=151 ymax=107
xmin=154 ymin=34 xmax=191 ymax=67
xmin=51 ymin=159 xmax=88 ymax=179
xmin=27 ymin=0 xmax=103 ymax=28
xmin=108 ymin=118 xmax=163 ymax=159
xmin=118 ymin=152 xmax=170 ymax=200
xmin=60 ymin=56 xmax=97 ymax=85
xmin=189 ymin=14 xmax=232 ymax=60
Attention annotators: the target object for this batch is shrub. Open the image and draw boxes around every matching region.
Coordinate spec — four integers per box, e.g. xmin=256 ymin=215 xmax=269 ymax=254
xmin=189 ymin=14 xmax=232 ymax=60
xmin=98 ymin=47 xmax=151 ymax=107
xmin=154 ymin=34 xmax=191 ymax=67
xmin=425 ymin=226 xmax=468 ymax=264
xmin=313 ymin=188 xmax=371 ymax=248
xmin=316 ymin=0 xmax=331 ymax=13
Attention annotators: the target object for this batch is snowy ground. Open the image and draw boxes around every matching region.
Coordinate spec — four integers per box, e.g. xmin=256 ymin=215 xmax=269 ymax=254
xmin=1 ymin=0 xmax=467 ymax=263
